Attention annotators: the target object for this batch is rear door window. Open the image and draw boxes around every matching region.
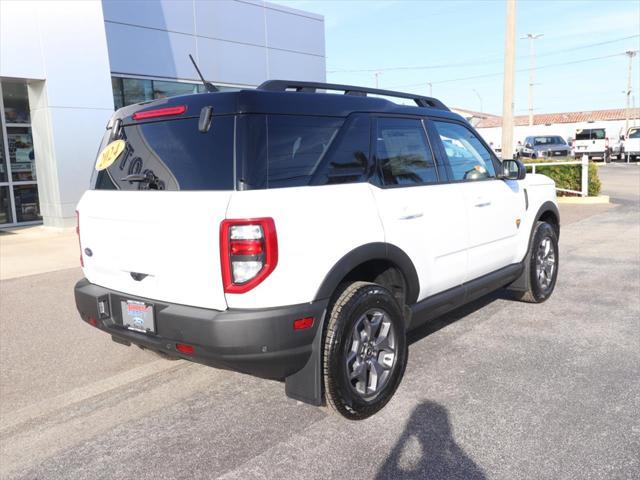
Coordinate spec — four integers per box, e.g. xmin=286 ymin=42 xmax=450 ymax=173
xmin=92 ymin=116 xmax=234 ymax=190
xmin=375 ymin=117 xmax=438 ymax=186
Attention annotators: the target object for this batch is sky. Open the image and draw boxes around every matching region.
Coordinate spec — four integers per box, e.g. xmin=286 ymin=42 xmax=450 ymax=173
xmin=273 ymin=0 xmax=640 ymax=115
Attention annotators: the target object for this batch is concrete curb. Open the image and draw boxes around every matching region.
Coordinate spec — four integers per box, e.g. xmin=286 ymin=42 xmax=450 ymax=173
xmin=557 ymin=195 xmax=610 ymax=204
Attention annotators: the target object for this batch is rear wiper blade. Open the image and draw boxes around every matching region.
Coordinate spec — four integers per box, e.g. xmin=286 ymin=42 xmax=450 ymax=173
xmin=121 ymin=174 xmax=148 ymax=182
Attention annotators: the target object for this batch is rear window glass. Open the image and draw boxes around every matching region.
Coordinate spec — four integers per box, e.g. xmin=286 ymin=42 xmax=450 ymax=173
xmin=237 ymin=115 xmax=343 ymax=189
xmin=92 ymin=116 xmax=234 ymax=190
xmin=575 ymin=129 xmax=605 ymax=140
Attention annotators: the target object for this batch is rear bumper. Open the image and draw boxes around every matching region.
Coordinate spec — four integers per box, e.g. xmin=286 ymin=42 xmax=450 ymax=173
xmin=74 ymin=278 xmax=328 ymax=380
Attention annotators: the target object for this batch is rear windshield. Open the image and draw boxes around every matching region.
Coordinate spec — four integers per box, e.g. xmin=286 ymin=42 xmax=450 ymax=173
xmin=533 ymin=136 xmax=566 ymax=146
xmin=92 ymin=116 xmax=234 ymax=190
xmin=575 ymin=128 xmax=606 ymax=141
xmin=91 ymin=113 xmax=363 ymax=192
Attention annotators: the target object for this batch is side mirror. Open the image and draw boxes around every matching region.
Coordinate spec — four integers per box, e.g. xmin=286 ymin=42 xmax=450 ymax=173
xmin=502 ymin=159 xmax=526 ymax=180
xmin=525 ymin=143 xmax=532 ymax=149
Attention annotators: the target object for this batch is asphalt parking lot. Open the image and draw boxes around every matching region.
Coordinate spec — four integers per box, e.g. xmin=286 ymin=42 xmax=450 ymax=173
xmin=1 ymin=164 xmax=638 ymax=480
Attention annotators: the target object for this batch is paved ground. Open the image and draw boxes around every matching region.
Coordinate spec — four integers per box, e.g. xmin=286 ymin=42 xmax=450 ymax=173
xmin=1 ymin=164 xmax=638 ymax=479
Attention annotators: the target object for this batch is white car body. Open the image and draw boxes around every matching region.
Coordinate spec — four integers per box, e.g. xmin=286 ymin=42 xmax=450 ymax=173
xmin=77 ymin=174 xmax=556 ymax=311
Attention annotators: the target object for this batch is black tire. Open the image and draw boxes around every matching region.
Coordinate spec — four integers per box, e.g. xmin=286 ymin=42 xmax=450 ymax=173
xmin=323 ymin=282 xmax=408 ymax=420
xmin=516 ymin=221 xmax=559 ymax=303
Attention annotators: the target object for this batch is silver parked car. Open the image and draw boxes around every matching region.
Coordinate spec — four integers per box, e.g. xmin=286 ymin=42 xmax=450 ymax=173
xmin=517 ymin=135 xmax=570 ymax=159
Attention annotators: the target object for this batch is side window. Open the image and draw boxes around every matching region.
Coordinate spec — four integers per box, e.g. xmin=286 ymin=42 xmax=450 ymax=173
xmin=376 ymin=117 xmax=438 ymax=186
xmin=433 ymin=121 xmax=497 ymax=181
xmin=237 ymin=115 xmax=344 ymax=189
xmin=312 ymin=115 xmax=371 ymax=185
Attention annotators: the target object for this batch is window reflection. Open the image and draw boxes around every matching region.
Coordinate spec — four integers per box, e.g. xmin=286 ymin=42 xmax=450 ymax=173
xmin=0 ymin=187 xmax=12 ymax=224
xmin=7 ymin=127 xmax=36 ymax=181
xmin=2 ymin=82 xmax=30 ymax=124
xmin=13 ymin=185 xmax=41 ymax=222
xmin=0 ymin=124 xmax=7 ymax=182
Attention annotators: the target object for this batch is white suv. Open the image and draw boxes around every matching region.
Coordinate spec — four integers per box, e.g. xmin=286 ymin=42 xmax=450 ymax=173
xmin=75 ymin=81 xmax=560 ymax=420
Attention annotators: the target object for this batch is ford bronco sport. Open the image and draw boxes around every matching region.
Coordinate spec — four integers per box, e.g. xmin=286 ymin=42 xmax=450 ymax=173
xmin=74 ymin=81 xmax=560 ymax=420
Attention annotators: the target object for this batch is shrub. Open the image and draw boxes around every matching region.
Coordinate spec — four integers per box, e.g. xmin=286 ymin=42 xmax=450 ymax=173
xmin=523 ymin=158 xmax=601 ymax=196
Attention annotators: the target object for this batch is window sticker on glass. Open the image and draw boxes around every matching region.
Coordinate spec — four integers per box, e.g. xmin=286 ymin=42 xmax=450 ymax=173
xmin=95 ymin=140 xmax=126 ymax=171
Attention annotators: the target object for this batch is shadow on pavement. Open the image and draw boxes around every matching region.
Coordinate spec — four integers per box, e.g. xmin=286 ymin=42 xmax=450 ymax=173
xmin=375 ymin=401 xmax=486 ymax=480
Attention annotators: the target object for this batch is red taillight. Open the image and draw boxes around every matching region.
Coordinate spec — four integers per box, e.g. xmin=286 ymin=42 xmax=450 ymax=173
xmin=293 ymin=317 xmax=314 ymax=330
xmin=132 ymin=105 xmax=187 ymax=121
xmin=76 ymin=210 xmax=83 ymax=267
xmin=229 ymin=240 xmax=264 ymax=256
xmin=605 ymin=137 xmax=609 ymax=148
xmin=176 ymin=343 xmax=195 ymax=355
xmin=220 ymin=218 xmax=278 ymax=294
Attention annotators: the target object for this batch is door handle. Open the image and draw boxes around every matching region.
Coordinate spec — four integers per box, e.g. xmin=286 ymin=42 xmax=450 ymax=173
xmin=474 ymin=201 xmax=491 ymax=208
xmin=398 ymin=211 xmax=424 ymax=220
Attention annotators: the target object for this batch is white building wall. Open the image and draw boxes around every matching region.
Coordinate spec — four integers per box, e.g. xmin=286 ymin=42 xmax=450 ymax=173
xmin=0 ymin=0 xmax=326 ymax=228
xmin=1 ymin=0 xmax=114 ymax=228
xmin=102 ymin=0 xmax=326 ymax=86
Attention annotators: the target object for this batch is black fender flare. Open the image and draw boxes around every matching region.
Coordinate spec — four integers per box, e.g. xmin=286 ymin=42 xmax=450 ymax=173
xmin=508 ymin=200 xmax=560 ymax=293
xmin=313 ymin=242 xmax=420 ymax=305
xmin=285 ymin=242 xmax=419 ymax=406
xmin=534 ymin=200 xmax=560 ymax=239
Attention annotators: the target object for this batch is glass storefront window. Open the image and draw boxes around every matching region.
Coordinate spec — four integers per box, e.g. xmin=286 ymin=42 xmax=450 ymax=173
xmin=122 ymin=78 xmax=153 ymax=105
xmin=1 ymin=79 xmax=40 ymax=226
xmin=0 ymin=124 xmax=7 ymax=183
xmin=112 ymin=77 xmax=124 ymax=110
xmin=111 ymin=76 xmax=240 ymax=110
xmin=152 ymin=80 xmax=199 ymax=99
xmin=13 ymin=184 xmax=41 ymax=222
xmin=7 ymin=127 xmax=36 ymax=182
xmin=0 ymin=186 xmax=12 ymax=224
xmin=2 ymin=82 xmax=30 ymax=124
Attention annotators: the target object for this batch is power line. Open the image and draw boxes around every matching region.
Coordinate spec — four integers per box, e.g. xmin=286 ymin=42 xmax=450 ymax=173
xmin=386 ymin=52 xmax=627 ymax=89
xmin=326 ymin=34 xmax=639 ymax=74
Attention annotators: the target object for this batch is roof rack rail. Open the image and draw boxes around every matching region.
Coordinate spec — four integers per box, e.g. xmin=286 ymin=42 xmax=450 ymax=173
xmin=257 ymin=80 xmax=450 ymax=111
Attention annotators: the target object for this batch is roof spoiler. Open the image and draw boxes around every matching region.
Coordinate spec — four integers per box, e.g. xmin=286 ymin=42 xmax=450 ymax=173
xmin=257 ymin=80 xmax=449 ymax=111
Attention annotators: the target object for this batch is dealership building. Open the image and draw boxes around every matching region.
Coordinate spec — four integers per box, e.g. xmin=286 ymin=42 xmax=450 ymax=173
xmin=0 ymin=0 xmax=325 ymax=227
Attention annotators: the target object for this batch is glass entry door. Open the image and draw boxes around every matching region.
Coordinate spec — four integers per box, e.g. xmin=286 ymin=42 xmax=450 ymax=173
xmin=0 ymin=80 xmax=42 ymax=227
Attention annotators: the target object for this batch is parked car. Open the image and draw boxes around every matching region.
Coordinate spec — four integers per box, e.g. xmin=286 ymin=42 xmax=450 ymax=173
xmin=517 ymin=136 xmax=571 ymax=159
xmin=612 ymin=126 xmax=640 ymax=161
xmin=74 ymin=81 xmax=560 ymax=420
xmin=573 ymin=128 xmax=609 ymax=161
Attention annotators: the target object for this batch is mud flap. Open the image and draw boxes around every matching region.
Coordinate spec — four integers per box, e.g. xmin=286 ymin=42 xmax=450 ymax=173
xmin=284 ymin=309 xmax=327 ymax=406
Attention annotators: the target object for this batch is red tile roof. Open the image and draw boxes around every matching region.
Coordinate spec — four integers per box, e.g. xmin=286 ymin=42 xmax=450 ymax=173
xmin=474 ymin=108 xmax=640 ymax=128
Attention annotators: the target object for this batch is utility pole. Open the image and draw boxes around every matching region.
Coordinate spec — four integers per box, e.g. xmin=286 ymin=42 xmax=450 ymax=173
xmin=501 ymin=0 xmax=517 ymax=160
xmin=624 ymin=50 xmax=638 ymax=134
xmin=427 ymin=82 xmax=433 ymax=96
xmin=522 ymin=33 xmax=543 ymax=126
xmin=374 ymin=71 xmax=381 ymax=89
xmin=473 ymin=88 xmax=483 ymax=113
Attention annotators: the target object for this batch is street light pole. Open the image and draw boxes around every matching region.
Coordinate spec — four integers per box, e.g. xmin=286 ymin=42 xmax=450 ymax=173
xmin=374 ymin=71 xmax=381 ymax=89
xmin=624 ymin=50 xmax=638 ymax=134
xmin=427 ymin=82 xmax=432 ymax=96
xmin=522 ymin=33 xmax=543 ymax=127
xmin=501 ymin=0 xmax=517 ymax=160
xmin=472 ymin=88 xmax=483 ymax=113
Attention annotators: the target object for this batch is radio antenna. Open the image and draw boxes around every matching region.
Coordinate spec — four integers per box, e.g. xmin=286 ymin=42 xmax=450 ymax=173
xmin=189 ymin=54 xmax=218 ymax=92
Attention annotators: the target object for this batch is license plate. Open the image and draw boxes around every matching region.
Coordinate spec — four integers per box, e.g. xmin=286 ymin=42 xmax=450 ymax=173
xmin=554 ymin=151 xmax=562 ymax=155
xmin=577 ymin=146 xmax=586 ymax=150
xmin=121 ymin=300 xmax=155 ymax=333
